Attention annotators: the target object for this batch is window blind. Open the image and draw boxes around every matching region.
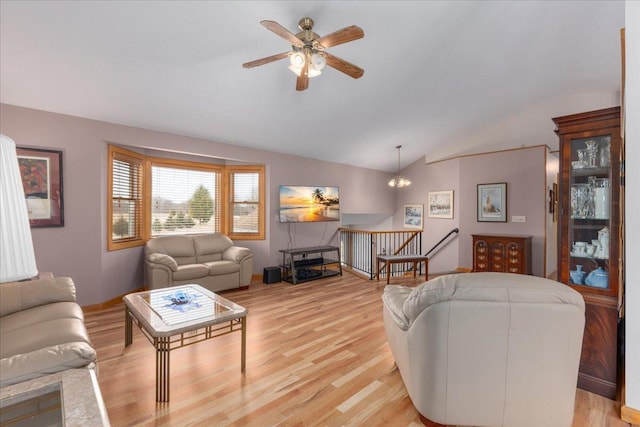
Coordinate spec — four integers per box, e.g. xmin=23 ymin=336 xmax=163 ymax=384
xmin=229 ymin=168 xmax=264 ymax=238
xmin=150 ymin=164 xmax=221 ymax=236
xmin=111 ymin=153 xmax=143 ymax=243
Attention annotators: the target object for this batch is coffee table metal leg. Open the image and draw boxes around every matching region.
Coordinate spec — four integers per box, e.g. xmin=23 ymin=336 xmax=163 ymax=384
xmin=241 ymin=317 xmax=246 ymax=372
xmin=156 ymin=337 xmax=170 ymax=402
xmin=125 ymin=309 xmax=133 ymax=347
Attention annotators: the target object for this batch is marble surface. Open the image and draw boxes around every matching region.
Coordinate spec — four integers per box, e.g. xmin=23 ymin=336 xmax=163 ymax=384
xmin=0 ymin=366 xmax=110 ymax=426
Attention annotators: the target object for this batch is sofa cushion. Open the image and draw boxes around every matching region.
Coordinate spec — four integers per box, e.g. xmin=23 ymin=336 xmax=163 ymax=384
xmin=0 ymin=277 xmax=76 ymax=317
xmin=0 ymin=302 xmax=92 ymax=359
xmin=145 ymin=235 xmax=196 ymax=266
xmin=205 ymin=260 xmax=241 ymax=276
xmin=194 ymin=233 xmax=233 ymax=263
xmin=172 ymin=264 xmax=210 ymax=281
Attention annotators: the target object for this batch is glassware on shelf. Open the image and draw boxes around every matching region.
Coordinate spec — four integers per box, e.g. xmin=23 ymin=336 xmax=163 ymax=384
xmin=577 ymin=149 xmax=588 ymax=168
xmin=599 ymin=136 xmax=611 ymax=167
xmin=592 ymin=177 xmax=610 ymax=219
xmin=585 ymin=267 xmax=608 ymax=288
xmin=584 ymin=140 xmax=598 ymax=168
xmin=570 ymin=264 xmax=585 ymax=284
xmin=597 ymin=226 xmax=610 ymax=259
xmin=571 ymin=183 xmax=591 ymax=218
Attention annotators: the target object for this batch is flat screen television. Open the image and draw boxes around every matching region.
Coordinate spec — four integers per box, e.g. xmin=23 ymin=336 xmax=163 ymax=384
xmin=279 ymin=185 xmax=340 ymax=223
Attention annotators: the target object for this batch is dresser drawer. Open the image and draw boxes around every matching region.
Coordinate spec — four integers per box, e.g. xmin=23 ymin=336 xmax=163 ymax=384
xmin=472 ymin=234 xmax=532 ymax=275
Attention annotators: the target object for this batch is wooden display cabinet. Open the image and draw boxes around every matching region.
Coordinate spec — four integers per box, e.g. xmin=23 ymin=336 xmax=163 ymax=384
xmin=553 ymin=106 xmax=621 ymax=399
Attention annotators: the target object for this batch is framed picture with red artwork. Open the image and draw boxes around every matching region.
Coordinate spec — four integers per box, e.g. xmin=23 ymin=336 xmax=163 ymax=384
xmin=16 ymin=147 xmax=64 ymax=227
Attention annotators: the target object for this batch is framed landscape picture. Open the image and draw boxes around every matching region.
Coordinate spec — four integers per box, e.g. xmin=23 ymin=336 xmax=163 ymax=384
xmin=477 ymin=182 xmax=507 ymax=222
xmin=404 ymin=204 xmax=423 ymax=229
xmin=428 ymin=190 xmax=454 ymax=218
xmin=16 ymin=147 xmax=64 ymax=227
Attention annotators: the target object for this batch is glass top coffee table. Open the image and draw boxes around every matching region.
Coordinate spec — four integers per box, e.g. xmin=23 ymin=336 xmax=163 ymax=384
xmin=123 ymin=284 xmax=248 ymax=402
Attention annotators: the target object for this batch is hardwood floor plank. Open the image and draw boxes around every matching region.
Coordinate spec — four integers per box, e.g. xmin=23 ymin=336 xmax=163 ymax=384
xmin=84 ymin=274 xmax=629 ymax=426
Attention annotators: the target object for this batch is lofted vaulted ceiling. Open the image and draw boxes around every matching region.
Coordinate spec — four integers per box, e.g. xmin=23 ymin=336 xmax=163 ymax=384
xmin=0 ymin=1 xmax=625 ymax=172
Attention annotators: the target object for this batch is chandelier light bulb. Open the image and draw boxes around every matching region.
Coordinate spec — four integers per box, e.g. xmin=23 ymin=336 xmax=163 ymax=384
xmin=389 ymin=145 xmax=411 ymax=188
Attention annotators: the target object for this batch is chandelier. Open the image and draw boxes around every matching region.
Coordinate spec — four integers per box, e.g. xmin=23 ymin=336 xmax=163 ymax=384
xmin=388 ymin=145 xmax=411 ymax=188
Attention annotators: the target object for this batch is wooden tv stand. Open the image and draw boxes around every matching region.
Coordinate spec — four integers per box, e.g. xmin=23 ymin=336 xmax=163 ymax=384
xmin=279 ymin=245 xmax=342 ymax=284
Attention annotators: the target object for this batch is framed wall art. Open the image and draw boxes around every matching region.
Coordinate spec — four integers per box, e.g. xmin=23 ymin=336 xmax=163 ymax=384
xmin=403 ymin=204 xmax=423 ymax=229
xmin=16 ymin=147 xmax=64 ymax=227
xmin=428 ymin=190 xmax=454 ymax=219
xmin=477 ymin=182 xmax=506 ymax=222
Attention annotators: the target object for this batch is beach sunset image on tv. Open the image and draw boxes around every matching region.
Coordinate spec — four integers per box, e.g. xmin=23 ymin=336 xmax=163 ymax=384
xmin=279 ymin=185 xmax=340 ymax=223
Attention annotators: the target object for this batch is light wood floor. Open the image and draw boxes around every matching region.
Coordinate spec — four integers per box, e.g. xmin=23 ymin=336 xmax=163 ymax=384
xmin=85 ymin=273 xmax=630 ymax=427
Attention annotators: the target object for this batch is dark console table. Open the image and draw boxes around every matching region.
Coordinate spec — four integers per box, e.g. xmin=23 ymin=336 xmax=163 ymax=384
xmin=279 ymin=245 xmax=342 ymax=284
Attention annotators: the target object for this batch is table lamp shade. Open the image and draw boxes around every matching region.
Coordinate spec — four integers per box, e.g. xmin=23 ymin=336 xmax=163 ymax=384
xmin=0 ymin=134 xmax=38 ymax=282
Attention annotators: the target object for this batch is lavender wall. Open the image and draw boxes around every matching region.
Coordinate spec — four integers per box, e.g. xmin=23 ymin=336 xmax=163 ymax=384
xmin=393 ymin=146 xmax=547 ymax=276
xmin=0 ymin=103 xmax=395 ymax=305
xmin=0 ymin=103 xmax=549 ymax=304
xmin=457 ymin=146 xmax=547 ymax=276
xmin=393 ymin=156 xmax=461 ymax=274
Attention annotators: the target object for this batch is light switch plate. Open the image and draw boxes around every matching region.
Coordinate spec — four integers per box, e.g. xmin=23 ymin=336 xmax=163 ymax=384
xmin=512 ymin=215 xmax=526 ymax=223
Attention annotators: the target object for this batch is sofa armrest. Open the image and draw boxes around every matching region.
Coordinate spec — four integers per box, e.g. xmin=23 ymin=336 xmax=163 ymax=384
xmin=382 ymin=285 xmax=412 ymax=331
xmin=0 ymin=342 xmax=97 ymax=387
xmin=223 ymin=246 xmax=252 ymax=263
xmin=146 ymin=253 xmax=178 ymax=271
xmin=0 ymin=277 xmax=76 ymax=317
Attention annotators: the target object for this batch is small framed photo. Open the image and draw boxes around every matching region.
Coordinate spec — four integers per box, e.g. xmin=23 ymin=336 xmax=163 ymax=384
xmin=404 ymin=204 xmax=423 ymax=229
xmin=477 ymin=183 xmax=507 ymax=222
xmin=16 ymin=147 xmax=64 ymax=227
xmin=428 ymin=190 xmax=454 ymax=219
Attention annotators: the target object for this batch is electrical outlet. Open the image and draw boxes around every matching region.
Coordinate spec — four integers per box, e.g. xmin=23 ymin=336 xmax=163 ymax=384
xmin=512 ymin=215 xmax=526 ymax=223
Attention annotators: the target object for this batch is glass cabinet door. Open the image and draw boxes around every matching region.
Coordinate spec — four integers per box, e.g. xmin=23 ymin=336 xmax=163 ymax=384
xmin=568 ymin=135 xmax=612 ymax=290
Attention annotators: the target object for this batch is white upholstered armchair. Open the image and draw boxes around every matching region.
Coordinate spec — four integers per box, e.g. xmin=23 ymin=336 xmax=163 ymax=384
xmin=382 ymin=272 xmax=585 ymax=427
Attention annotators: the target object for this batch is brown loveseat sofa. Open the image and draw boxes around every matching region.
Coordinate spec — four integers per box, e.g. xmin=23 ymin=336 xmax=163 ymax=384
xmin=144 ymin=233 xmax=253 ymax=293
xmin=0 ymin=277 xmax=97 ymax=387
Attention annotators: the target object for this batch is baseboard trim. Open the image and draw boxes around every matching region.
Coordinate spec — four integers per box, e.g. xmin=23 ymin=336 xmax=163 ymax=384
xmin=621 ymin=404 xmax=640 ymax=425
xmin=81 ymin=286 xmax=146 ymax=312
xmin=621 ymin=380 xmax=640 ymax=424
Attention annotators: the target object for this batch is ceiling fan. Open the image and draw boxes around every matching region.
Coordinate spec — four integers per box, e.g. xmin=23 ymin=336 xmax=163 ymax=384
xmin=242 ymin=17 xmax=364 ymax=91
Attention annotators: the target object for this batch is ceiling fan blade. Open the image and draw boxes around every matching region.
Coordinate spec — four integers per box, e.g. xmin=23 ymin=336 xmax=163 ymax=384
xmin=243 ymin=52 xmax=289 ymax=69
xmin=315 ymin=25 xmax=364 ymax=49
xmin=324 ymin=52 xmax=364 ymax=79
xmin=260 ymin=20 xmax=304 ymax=48
xmin=296 ymin=63 xmax=309 ymax=91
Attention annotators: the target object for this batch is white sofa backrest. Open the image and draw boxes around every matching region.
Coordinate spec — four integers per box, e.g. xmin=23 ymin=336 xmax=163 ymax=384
xmin=402 ymin=272 xmax=585 ymax=326
xmin=0 ymin=277 xmax=76 ymax=317
xmin=194 ymin=233 xmax=233 ymax=263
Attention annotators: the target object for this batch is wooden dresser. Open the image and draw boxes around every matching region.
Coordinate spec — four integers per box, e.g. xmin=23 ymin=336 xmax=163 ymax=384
xmin=472 ymin=234 xmax=532 ymax=275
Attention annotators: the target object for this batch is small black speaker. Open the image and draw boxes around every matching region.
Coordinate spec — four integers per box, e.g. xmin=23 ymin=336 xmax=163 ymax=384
xmin=263 ymin=266 xmax=281 ymax=284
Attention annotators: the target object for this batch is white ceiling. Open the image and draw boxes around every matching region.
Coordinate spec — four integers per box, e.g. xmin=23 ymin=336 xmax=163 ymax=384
xmin=0 ymin=1 xmax=625 ymax=172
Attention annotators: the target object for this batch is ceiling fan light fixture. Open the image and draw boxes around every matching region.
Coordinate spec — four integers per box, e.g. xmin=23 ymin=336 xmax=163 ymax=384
xmin=288 ymin=64 xmax=303 ymax=76
xmin=289 ymin=51 xmax=305 ymax=67
xmin=307 ymin=67 xmax=322 ymax=78
xmin=243 ymin=17 xmax=365 ymax=90
xmin=310 ymin=53 xmax=326 ymax=71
